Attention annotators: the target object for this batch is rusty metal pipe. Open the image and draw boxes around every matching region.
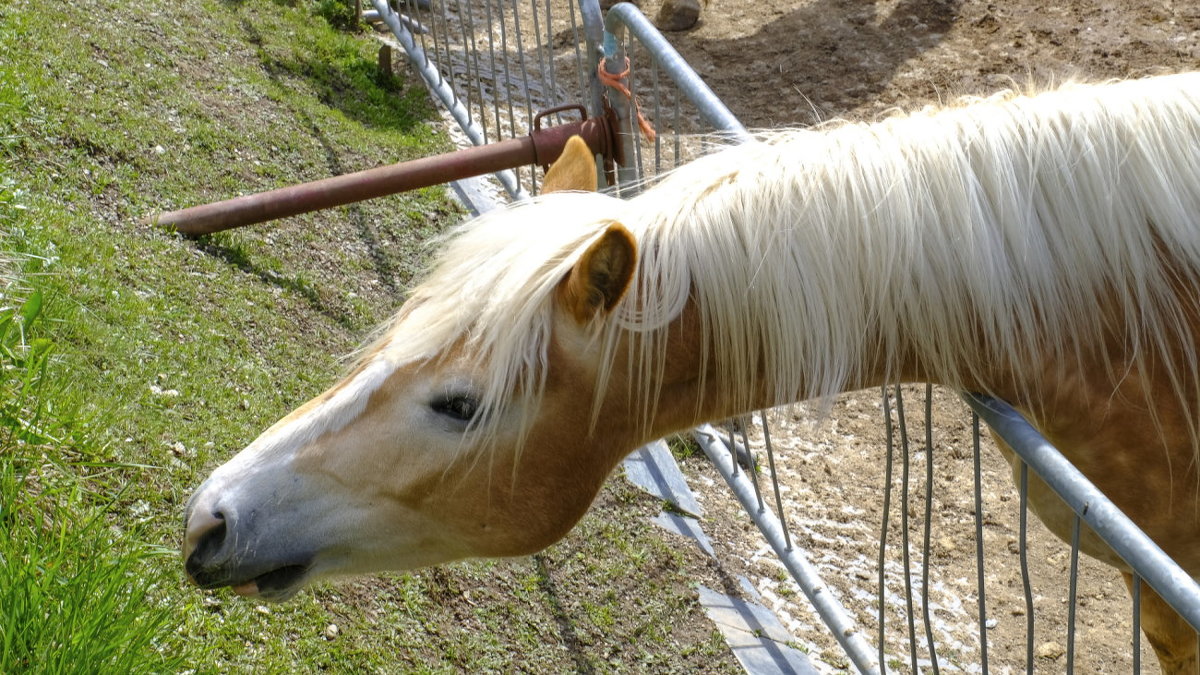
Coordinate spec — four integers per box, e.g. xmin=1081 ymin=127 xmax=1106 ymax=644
xmin=153 ymin=116 xmax=612 ymax=235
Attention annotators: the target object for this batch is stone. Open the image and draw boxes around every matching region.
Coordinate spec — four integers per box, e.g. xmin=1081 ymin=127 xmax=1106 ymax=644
xmin=1036 ymin=641 xmax=1065 ymax=659
xmin=656 ymin=0 xmax=701 ymax=31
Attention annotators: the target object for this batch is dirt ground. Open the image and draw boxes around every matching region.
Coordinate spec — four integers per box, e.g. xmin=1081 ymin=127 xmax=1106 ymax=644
xmin=607 ymin=0 xmax=1199 ymax=672
xmin=651 ymin=0 xmax=1196 ymax=128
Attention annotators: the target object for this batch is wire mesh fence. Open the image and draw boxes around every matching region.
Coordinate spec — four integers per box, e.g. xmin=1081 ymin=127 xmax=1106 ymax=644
xmin=370 ymin=0 xmax=606 ymax=199
xmin=699 ymin=388 xmax=1171 ymax=672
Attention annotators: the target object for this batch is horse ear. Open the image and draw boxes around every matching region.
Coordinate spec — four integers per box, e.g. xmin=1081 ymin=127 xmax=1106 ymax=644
xmin=541 ymin=135 xmax=597 ymax=193
xmin=559 ymin=224 xmax=636 ymax=323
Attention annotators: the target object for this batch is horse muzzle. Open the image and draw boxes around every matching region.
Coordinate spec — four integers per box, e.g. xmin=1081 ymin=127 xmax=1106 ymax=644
xmin=183 ymin=485 xmax=315 ymax=602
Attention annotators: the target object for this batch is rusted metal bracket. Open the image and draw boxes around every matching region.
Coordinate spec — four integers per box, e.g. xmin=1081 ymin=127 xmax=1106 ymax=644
xmin=151 ymin=109 xmax=616 ymax=236
xmin=533 ymin=102 xmax=621 ymax=188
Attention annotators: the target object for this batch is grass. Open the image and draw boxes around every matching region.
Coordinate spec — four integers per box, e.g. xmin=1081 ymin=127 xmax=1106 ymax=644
xmin=0 ymin=0 xmax=737 ymax=671
xmin=0 ymin=461 xmax=189 ymax=673
xmin=0 ymin=205 xmax=188 ymax=671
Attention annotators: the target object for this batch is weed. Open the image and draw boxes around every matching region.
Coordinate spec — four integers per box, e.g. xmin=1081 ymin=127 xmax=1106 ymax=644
xmin=667 ymin=433 xmax=702 ymax=460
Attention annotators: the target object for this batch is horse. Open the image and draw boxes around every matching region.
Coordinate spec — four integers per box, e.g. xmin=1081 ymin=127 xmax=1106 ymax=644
xmin=184 ymin=72 xmax=1200 ymax=672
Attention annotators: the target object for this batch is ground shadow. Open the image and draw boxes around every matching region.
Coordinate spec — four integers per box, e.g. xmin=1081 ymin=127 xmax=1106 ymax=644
xmin=192 ymin=234 xmax=366 ymax=331
xmin=238 ymin=16 xmax=431 ymax=135
xmin=533 ymin=553 xmax=597 ymax=674
xmin=206 ymin=19 xmax=408 ymax=303
xmin=663 ymin=0 xmax=963 ymax=127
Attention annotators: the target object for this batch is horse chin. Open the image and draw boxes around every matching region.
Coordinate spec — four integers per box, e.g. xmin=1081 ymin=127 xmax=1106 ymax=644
xmin=207 ymin=564 xmax=312 ymax=602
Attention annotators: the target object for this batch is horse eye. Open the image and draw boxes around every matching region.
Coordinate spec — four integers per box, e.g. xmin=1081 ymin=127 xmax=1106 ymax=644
xmin=432 ymin=394 xmax=479 ymax=423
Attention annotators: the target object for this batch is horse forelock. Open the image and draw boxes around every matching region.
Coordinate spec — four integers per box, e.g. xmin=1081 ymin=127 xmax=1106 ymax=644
xmin=359 ymin=192 xmax=630 ymax=447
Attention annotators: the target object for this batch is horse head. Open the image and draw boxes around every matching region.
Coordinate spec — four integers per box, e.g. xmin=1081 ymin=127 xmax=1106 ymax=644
xmin=182 ymin=138 xmax=660 ymax=600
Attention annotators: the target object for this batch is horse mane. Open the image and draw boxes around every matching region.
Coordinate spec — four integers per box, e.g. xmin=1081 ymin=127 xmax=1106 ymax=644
xmin=374 ymin=72 xmax=1200 ymax=448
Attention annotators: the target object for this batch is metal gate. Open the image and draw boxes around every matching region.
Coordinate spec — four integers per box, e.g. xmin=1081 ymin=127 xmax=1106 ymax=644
xmin=365 ymin=1 xmax=1200 ymax=671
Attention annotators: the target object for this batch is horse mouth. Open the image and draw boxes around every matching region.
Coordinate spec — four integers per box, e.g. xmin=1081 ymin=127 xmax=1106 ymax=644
xmin=190 ymin=562 xmax=311 ymax=602
xmin=240 ymin=564 xmax=311 ymax=601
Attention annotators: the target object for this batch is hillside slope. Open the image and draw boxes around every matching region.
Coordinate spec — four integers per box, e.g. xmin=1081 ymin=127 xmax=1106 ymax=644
xmin=0 ymin=0 xmax=738 ymax=671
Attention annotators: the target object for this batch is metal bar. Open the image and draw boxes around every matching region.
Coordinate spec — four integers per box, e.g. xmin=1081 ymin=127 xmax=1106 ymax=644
xmin=1019 ymin=461 xmax=1035 ymax=672
xmin=361 ymin=9 xmax=429 ymax=34
xmin=602 ymin=3 xmax=749 ymax=143
xmin=461 ymin=0 xmax=485 ymax=141
xmin=533 ymin=0 xmax=555 ymax=113
xmin=496 ymin=0 xmax=522 ymax=188
xmin=426 ymin=0 xmax=452 ymax=94
xmin=879 ymin=386 xmax=897 ymax=672
xmin=483 ymin=0 xmax=503 ymax=143
xmin=411 ymin=0 xmax=433 ymax=75
xmin=1068 ymin=515 xmax=1081 ymax=672
xmin=509 ymin=0 xmax=537 ymax=192
xmin=567 ymin=0 xmax=587 ymax=119
xmin=739 ymin=424 xmax=765 ymax=511
xmin=629 ymin=53 xmax=646 ymax=188
xmin=600 ymin=29 xmax=639 ymax=192
xmin=1133 ymin=572 xmax=1142 ymax=674
xmin=694 ymin=423 xmax=881 ymax=675
xmin=509 ymin=0 xmax=534 ymax=123
xmin=963 ymin=393 xmax=1200 ymax=630
xmin=578 ymin=0 xmax=612 ymax=191
xmin=578 ymin=0 xmax=606 ymax=124
xmin=671 ymin=91 xmax=681 ymax=166
xmin=759 ymin=412 xmax=792 ymax=552
xmin=971 ymin=411 xmax=990 ymax=673
xmin=895 ymin=386 xmax=920 ymax=673
xmin=650 ymin=58 xmax=662 ymax=176
xmin=920 ymin=384 xmax=940 ymax=674
xmin=724 ymin=426 xmax=739 ymax=478
xmin=154 ymin=115 xmax=611 ymax=234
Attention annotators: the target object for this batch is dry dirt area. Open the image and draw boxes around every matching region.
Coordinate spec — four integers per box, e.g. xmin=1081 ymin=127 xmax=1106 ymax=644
xmin=608 ymin=0 xmax=1198 ymax=672
xmin=653 ymin=0 xmax=1196 ymax=127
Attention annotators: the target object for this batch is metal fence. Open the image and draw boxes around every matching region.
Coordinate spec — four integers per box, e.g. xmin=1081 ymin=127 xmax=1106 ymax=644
xmin=370 ymin=1 xmax=1200 ymax=671
xmin=367 ymin=0 xmax=608 ymax=203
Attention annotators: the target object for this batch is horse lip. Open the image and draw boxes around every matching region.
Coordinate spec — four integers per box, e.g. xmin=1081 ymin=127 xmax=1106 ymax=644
xmin=250 ymin=564 xmax=311 ymax=600
xmin=187 ymin=557 xmax=313 ymax=601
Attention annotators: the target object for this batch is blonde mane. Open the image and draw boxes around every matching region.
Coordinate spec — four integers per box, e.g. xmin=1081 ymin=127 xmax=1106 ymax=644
xmin=377 ymin=72 xmax=1200 ymax=446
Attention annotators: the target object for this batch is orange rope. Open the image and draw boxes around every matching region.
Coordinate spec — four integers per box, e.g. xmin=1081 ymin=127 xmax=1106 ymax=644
xmin=598 ymin=57 xmax=657 ymax=143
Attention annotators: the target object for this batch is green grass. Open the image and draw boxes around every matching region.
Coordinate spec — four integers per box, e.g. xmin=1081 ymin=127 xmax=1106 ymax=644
xmin=0 ymin=221 xmax=190 ymax=670
xmin=0 ymin=0 xmax=738 ymax=671
xmin=0 ymin=460 xmax=189 ymax=673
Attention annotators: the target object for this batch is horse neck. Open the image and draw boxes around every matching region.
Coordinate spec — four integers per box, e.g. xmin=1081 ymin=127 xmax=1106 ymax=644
xmin=630 ymin=272 xmax=1126 ymax=444
xmin=635 ymin=298 xmax=953 ymax=426
xmin=622 ymin=147 xmax=984 ymax=428
xmin=602 ymin=74 xmax=1200 ymax=454
xmin=622 ymin=138 xmax=1132 ymax=432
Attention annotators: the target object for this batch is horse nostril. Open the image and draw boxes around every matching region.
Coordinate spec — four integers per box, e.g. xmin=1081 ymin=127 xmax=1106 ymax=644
xmin=184 ymin=508 xmax=228 ymax=575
